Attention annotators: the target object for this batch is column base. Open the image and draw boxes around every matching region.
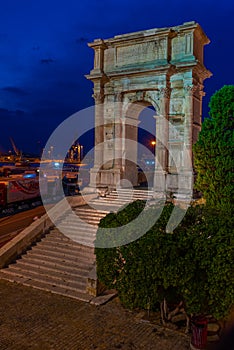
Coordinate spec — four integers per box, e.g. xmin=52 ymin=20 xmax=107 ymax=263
xmin=166 ymin=171 xmax=194 ymax=202
xmin=89 ymin=167 xmax=121 ymax=191
xmin=153 ymin=170 xmax=167 ymax=195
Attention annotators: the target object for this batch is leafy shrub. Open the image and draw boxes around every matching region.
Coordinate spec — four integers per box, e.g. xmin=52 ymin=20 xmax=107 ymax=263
xmin=193 ymin=85 xmax=234 ymax=214
xmin=95 ymin=201 xmax=234 ymax=319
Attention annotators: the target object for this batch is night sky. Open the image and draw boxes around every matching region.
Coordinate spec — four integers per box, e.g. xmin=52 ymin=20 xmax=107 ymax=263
xmin=0 ymin=0 xmax=233 ymax=155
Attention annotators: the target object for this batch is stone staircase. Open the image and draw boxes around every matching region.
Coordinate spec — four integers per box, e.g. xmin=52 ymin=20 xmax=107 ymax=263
xmin=0 ymin=189 xmax=155 ymax=301
xmin=91 ymin=188 xmax=155 ymax=211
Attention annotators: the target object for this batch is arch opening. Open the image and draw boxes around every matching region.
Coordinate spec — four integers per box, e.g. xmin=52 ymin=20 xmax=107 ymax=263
xmin=137 ymin=105 xmax=156 ymax=188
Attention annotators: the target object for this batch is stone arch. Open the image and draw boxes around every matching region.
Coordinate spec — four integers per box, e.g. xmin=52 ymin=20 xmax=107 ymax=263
xmin=122 ymin=99 xmax=157 ymax=187
xmin=123 ymin=91 xmax=160 ymax=115
xmin=86 ymin=22 xmax=212 ymax=198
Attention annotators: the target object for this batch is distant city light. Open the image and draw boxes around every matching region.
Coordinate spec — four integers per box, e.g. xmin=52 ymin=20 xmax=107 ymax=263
xmin=23 ymin=173 xmax=36 ymax=179
xmin=146 ymin=160 xmax=155 ymax=165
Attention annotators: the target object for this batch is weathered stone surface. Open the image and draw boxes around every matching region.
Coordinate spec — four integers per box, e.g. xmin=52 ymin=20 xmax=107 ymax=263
xmin=86 ymin=22 xmax=212 ymax=198
xmin=171 ymin=313 xmax=187 ymax=323
xmin=207 ymin=334 xmax=220 ymax=342
xmin=90 ymin=291 xmax=117 ymax=306
xmin=165 ymin=322 xmax=178 ymax=330
xmin=135 ymin=310 xmax=147 ymax=320
xmin=207 ymin=322 xmax=220 ymax=333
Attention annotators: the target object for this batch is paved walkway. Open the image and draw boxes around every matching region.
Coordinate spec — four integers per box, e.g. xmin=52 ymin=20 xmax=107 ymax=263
xmin=0 ymin=280 xmax=190 ymax=350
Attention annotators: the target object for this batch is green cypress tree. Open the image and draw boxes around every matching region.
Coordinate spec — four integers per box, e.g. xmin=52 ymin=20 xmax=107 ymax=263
xmin=193 ymin=85 xmax=234 ymax=213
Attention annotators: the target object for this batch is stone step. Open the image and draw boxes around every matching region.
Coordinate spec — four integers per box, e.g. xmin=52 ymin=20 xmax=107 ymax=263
xmin=7 ymin=263 xmax=87 ymax=286
xmin=53 ymin=229 xmax=96 ymax=244
xmin=28 ymin=245 xmax=95 ymax=263
xmin=56 ymin=223 xmax=97 ymax=234
xmin=0 ymin=271 xmax=91 ymax=302
xmin=92 ymin=196 xmax=130 ymax=202
xmin=89 ymin=198 xmax=126 ymax=206
xmin=69 ymin=214 xmax=102 ymax=222
xmin=56 ymin=229 xmax=97 ymax=240
xmin=102 ymin=196 xmax=134 ymax=202
xmin=36 ymin=238 xmax=95 ymax=258
xmin=71 ymin=209 xmax=107 ymax=217
xmin=55 ymin=212 xmax=106 ymax=228
xmin=94 ymin=194 xmax=142 ymax=204
xmin=13 ymin=258 xmax=90 ymax=278
xmin=46 ymin=230 xmax=96 ymax=252
xmin=0 ymin=267 xmax=86 ymax=292
xmin=56 ymin=227 xmax=97 ymax=241
xmin=106 ymin=197 xmax=150 ymax=202
xmin=61 ymin=217 xmax=100 ymax=226
xmin=59 ymin=215 xmax=99 ymax=223
xmin=57 ymin=225 xmax=97 ymax=233
xmin=104 ymin=195 xmax=151 ymax=201
xmin=20 ymin=253 xmax=92 ymax=272
xmin=112 ymin=189 xmax=154 ymax=194
xmin=73 ymin=207 xmax=109 ymax=216
xmin=37 ymin=239 xmax=96 ymax=258
xmin=91 ymin=196 xmax=153 ymax=206
xmin=58 ymin=236 xmax=95 ymax=248
xmin=88 ymin=201 xmax=128 ymax=212
xmin=108 ymin=190 xmax=153 ymax=196
xmin=110 ymin=192 xmax=153 ymax=195
xmin=24 ymin=244 xmax=95 ymax=264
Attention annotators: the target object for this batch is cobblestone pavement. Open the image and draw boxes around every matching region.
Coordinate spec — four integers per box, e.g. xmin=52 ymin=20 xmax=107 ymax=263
xmin=0 ymin=280 xmax=190 ymax=350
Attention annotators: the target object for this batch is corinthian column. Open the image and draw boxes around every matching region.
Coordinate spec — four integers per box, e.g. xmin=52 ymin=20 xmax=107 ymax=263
xmin=153 ymin=87 xmax=170 ymax=194
xmin=155 ymin=87 xmax=170 ymax=171
xmin=92 ymin=92 xmax=104 ymax=169
xmin=113 ymin=93 xmax=123 ymax=169
xmin=183 ymin=85 xmax=197 ymax=171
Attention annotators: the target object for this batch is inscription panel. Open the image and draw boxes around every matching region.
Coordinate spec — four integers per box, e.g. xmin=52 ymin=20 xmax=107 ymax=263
xmin=116 ymin=39 xmax=167 ymax=66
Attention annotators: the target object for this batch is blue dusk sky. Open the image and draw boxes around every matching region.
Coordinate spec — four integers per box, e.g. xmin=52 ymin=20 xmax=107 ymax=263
xmin=0 ymin=0 xmax=233 ymax=154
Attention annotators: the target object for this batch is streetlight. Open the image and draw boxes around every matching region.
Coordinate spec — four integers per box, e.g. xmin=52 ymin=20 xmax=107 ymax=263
xmin=151 ymin=140 xmax=156 ymax=155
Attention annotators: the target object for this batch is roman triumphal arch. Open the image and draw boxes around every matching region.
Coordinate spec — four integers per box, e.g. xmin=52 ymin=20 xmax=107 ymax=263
xmin=86 ymin=21 xmax=211 ymax=199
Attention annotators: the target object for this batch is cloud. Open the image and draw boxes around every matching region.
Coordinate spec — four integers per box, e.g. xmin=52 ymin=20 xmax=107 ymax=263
xmin=75 ymin=37 xmax=89 ymax=44
xmin=0 ymin=108 xmax=8 ymax=113
xmin=2 ymin=86 xmax=29 ymax=96
xmin=40 ymin=58 xmax=55 ymax=64
xmin=0 ymin=108 xmax=25 ymax=118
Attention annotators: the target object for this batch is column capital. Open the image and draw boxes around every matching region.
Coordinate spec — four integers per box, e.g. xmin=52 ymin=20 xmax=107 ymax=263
xmin=159 ymin=87 xmax=171 ymax=99
xmin=92 ymin=92 xmax=104 ymax=104
xmin=115 ymin=92 xmax=123 ymax=102
xmin=197 ymin=83 xmax=206 ymax=97
xmin=184 ymin=84 xmax=198 ymax=96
